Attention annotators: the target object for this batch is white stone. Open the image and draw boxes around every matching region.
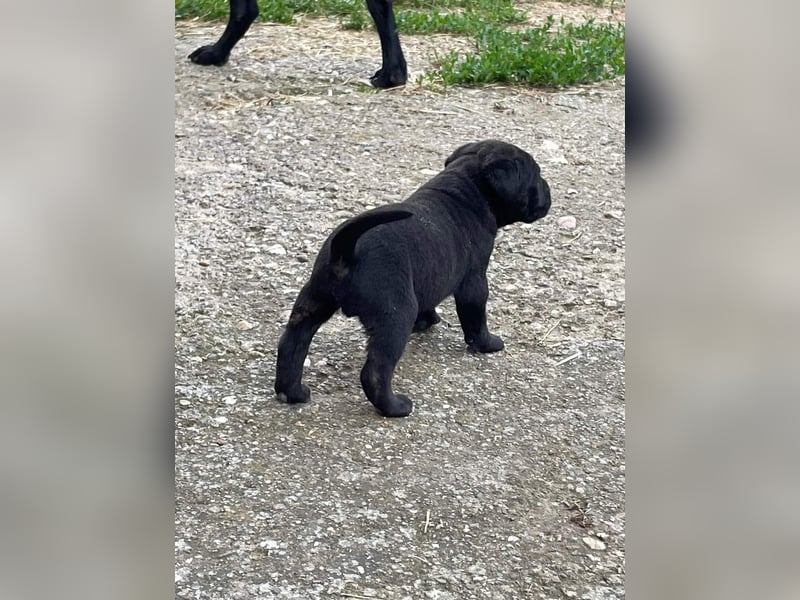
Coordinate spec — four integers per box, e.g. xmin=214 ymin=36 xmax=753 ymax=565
xmin=582 ymin=536 xmax=607 ymax=551
xmin=542 ymin=140 xmax=560 ymax=151
xmin=557 ymin=215 xmax=577 ymax=230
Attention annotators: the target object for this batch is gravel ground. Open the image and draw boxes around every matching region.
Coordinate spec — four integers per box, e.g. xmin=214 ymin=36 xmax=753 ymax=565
xmin=175 ymin=15 xmax=625 ymax=600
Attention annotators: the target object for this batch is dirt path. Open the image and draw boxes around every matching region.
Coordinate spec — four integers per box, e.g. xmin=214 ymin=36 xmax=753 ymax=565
xmin=175 ymin=16 xmax=625 ymax=600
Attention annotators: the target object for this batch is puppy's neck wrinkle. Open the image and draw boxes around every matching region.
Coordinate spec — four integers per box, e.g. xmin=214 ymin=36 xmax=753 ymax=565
xmin=428 ymin=177 xmax=499 ymax=236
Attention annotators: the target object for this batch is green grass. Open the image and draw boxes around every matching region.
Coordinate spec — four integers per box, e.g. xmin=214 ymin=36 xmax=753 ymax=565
xmin=176 ymin=0 xmax=625 ymax=87
xmin=176 ymin=0 xmax=366 ymax=23
xmin=392 ymin=0 xmax=526 ymax=35
xmin=423 ymin=17 xmax=625 ymax=86
xmin=175 ymin=0 xmax=524 ymax=31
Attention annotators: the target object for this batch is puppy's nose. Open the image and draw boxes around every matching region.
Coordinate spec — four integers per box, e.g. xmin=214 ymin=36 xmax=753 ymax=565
xmin=538 ymin=178 xmax=551 ymax=213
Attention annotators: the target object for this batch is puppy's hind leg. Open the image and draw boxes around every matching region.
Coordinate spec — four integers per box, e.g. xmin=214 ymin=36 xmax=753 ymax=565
xmin=359 ymin=308 xmax=417 ymax=417
xmin=275 ymin=284 xmax=337 ymax=404
xmin=454 ymin=275 xmax=505 ymax=353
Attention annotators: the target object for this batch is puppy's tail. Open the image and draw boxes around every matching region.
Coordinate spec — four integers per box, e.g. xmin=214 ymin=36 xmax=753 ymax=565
xmin=329 ymin=206 xmax=413 ymax=269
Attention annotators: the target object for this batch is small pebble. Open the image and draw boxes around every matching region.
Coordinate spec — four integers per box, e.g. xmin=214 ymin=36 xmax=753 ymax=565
xmin=266 ymin=244 xmax=287 ymax=255
xmin=541 ymin=139 xmax=560 ymax=151
xmin=557 ymin=215 xmax=577 ymax=230
xmin=582 ymin=536 xmax=606 ymax=551
xmin=236 ymin=319 xmax=256 ymax=331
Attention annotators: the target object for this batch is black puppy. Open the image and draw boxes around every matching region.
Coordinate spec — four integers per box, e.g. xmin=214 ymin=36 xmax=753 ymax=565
xmin=189 ymin=0 xmax=407 ymax=89
xmin=274 ymin=140 xmax=551 ymax=417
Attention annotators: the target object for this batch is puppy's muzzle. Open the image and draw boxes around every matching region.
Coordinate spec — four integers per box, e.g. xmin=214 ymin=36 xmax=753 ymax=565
xmin=525 ymin=177 xmax=551 ymax=222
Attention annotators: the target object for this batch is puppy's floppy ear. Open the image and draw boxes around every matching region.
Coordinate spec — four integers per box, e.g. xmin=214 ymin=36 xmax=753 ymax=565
xmin=480 ymin=153 xmax=533 ymax=221
xmin=444 ymin=142 xmax=481 ymax=167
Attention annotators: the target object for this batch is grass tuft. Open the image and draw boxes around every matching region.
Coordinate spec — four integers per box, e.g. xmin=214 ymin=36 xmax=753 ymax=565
xmin=392 ymin=0 xmax=526 ymax=35
xmin=422 ymin=17 xmax=625 ymax=86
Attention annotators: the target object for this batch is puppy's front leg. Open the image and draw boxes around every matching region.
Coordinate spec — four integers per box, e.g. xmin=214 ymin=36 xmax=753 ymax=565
xmin=455 ymin=275 xmax=505 ymax=353
xmin=274 ymin=284 xmax=337 ymax=404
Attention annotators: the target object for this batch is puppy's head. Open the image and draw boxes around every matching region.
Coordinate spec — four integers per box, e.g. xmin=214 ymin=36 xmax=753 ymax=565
xmin=445 ymin=140 xmax=551 ymax=227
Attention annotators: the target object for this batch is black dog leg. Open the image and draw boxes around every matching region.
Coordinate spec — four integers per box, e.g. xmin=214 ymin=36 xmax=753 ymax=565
xmin=359 ymin=310 xmax=416 ymax=417
xmin=366 ymin=0 xmax=408 ymax=88
xmin=412 ymin=309 xmax=440 ymax=332
xmin=188 ymin=0 xmax=259 ymax=66
xmin=455 ymin=276 xmax=504 ymax=353
xmin=275 ymin=285 xmax=337 ymax=404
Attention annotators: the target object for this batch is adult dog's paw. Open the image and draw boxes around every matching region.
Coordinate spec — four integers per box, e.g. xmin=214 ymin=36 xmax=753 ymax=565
xmin=189 ymin=45 xmax=229 ymax=66
xmin=369 ymin=66 xmax=407 ymax=89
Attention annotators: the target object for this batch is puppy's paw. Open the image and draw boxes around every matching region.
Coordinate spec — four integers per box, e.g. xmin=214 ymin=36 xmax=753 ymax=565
xmin=188 ymin=45 xmax=229 ymax=66
xmin=467 ymin=334 xmax=505 ymax=353
xmin=276 ymin=384 xmax=311 ymax=404
xmin=374 ymin=394 xmax=413 ymax=418
xmin=413 ymin=310 xmax=441 ymax=332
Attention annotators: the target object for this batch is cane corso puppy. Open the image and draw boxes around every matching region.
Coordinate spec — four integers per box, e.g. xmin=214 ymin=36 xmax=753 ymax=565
xmin=274 ymin=140 xmax=551 ymax=417
xmin=189 ymin=0 xmax=407 ymax=88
